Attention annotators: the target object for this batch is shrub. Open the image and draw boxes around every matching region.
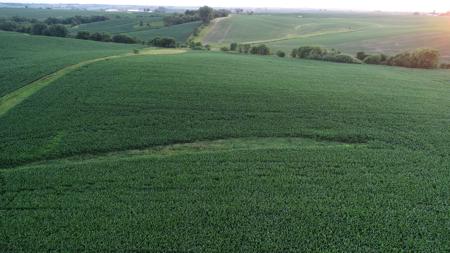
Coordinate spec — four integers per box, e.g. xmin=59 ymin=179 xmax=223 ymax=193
xmin=220 ymin=46 xmax=230 ymax=52
xmin=189 ymin=41 xmax=204 ymax=50
xmin=363 ymin=54 xmax=384 ymax=65
xmin=204 ymin=44 xmax=211 ymax=51
xmin=440 ymin=63 xmax=450 ymax=69
xmin=332 ymin=54 xmax=362 ymax=64
xmin=133 ymin=49 xmax=139 ymax=54
xmin=276 ymin=50 xmax=286 ymax=57
xmin=323 ymin=54 xmax=361 ymax=64
xmin=293 ymin=46 xmax=361 ymax=64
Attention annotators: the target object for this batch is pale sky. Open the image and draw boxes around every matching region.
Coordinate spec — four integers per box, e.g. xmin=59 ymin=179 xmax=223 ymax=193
xmin=5 ymin=0 xmax=450 ymax=12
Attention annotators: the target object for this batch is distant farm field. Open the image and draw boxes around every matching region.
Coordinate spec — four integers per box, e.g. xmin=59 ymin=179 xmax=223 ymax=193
xmin=126 ymin=21 xmax=202 ymax=42
xmin=70 ymin=16 xmax=165 ymax=35
xmin=202 ymin=13 xmax=450 ymax=61
xmin=0 ymin=7 xmax=108 ymax=19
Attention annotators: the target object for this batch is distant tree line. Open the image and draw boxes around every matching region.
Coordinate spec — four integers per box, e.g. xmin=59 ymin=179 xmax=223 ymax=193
xmin=43 ymin=15 xmax=108 ymax=26
xmin=148 ymin=37 xmax=176 ymax=48
xmin=0 ymin=19 xmax=69 ymax=37
xmin=221 ymin=43 xmax=272 ymax=56
xmin=76 ymin=31 xmax=137 ymax=44
xmin=163 ymin=6 xmax=230 ymax=26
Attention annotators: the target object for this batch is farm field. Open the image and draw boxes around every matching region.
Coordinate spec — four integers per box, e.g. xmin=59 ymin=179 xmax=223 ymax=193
xmin=1 ymin=6 xmax=450 ymax=252
xmin=1 ymin=46 xmax=450 ymax=251
xmin=0 ymin=31 xmax=140 ymax=97
xmin=0 ymin=7 xmax=108 ymax=19
xmin=202 ymin=13 xmax=450 ymax=61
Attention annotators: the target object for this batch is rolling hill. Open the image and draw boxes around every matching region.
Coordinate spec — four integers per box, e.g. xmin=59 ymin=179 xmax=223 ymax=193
xmin=125 ymin=21 xmax=202 ymax=42
xmin=1 ymin=42 xmax=449 ymax=251
xmin=0 ymin=31 xmax=140 ymax=97
xmin=69 ymin=15 xmax=165 ymax=35
xmin=201 ymin=13 xmax=450 ymax=61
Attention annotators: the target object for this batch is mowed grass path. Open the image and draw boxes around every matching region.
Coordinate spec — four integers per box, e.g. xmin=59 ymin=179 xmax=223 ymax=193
xmin=1 ymin=52 xmax=449 ymax=251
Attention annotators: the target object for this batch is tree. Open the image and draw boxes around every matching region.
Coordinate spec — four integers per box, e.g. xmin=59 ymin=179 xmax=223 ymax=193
xmin=230 ymin=42 xmax=238 ymax=51
xmin=189 ymin=41 xmax=203 ymax=50
xmin=290 ymin=48 xmax=298 ymax=58
xmin=76 ymin=31 xmax=90 ymax=40
xmin=149 ymin=37 xmax=176 ymax=48
xmin=238 ymin=44 xmax=251 ymax=54
xmin=44 ymin=17 xmax=60 ymax=25
xmin=250 ymin=44 xmax=270 ymax=55
xmin=31 ymin=23 xmax=48 ymax=35
xmin=89 ymin=32 xmax=105 ymax=41
xmin=112 ymin=34 xmax=136 ymax=44
xmin=0 ymin=21 xmax=18 ymax=31
xmin=199 ymin=6 xmax=214 ymax=23
xmin=47 ymin=24 xmax=68 ymax=37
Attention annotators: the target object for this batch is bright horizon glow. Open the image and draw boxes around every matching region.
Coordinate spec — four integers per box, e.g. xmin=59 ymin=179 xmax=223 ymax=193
xmin=3 ymin=0 xmax=450 ymax=12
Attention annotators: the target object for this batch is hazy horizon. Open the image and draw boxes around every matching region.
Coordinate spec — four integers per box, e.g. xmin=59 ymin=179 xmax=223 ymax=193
xmin=2 ymin=0 xmax=450 ymax=12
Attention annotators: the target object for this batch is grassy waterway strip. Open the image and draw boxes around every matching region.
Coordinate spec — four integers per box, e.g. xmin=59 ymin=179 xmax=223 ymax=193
xmin=0 ymin=137 xmax=364 ymax=171
xmin=0 ymin=48 xmax=186 ymax=117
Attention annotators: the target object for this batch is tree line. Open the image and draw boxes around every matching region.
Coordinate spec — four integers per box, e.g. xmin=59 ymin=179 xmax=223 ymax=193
xmin=356 ymin=49 xmax=441 ymax=69
xmin=220 ymin=43 xmax=445 ymax=69
xmin=0 ymin=15 xmax=109 ymax=39
xmin=76 ymin=31 xmax=137 ymax=44
xmin=163 ymin=6 xmax=230 ymax=26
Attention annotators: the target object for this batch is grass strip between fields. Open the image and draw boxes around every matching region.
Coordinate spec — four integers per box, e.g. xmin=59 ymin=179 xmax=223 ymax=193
xmin=0 ymin=48 xmax=186 ymax=117
xmin=1 ymin=137 xmax=365 ymax=171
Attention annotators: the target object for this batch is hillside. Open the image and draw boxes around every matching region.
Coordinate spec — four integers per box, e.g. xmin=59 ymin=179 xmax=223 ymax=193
xmin=1 ymin=49 xmax=449 ymax=251
xmin=126 ymin=21 xmax=202 ymax=42
xmin=202 ymin=13 xmax=450 ymax=61
xmin=0 ymin=7 xmax=109 ymax=19
xmin=0 ymin=31 xmax=140 ymax=97
xmin=69 ymin=15 xmax=164 ymax=35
